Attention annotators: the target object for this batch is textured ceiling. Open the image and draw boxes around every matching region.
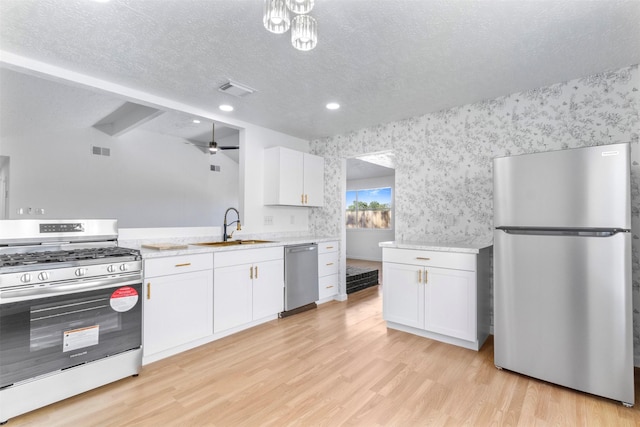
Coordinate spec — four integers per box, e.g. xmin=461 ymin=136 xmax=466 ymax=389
xmin=1 ymin=0 xmax=639 ymax=141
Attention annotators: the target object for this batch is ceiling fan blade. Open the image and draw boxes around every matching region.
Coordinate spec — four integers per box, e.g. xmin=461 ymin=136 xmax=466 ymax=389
xmin=218 ymin=146 xmax=240 ymax=150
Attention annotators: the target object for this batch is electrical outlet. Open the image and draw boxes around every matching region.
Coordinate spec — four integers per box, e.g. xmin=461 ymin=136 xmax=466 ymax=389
xmin=36 ymin=208 xmax=45 ymax=215
xmin=264 ymin=216 xmax=273 ymax=226
xmin=17 ymin=208 xmax=24 ymax=215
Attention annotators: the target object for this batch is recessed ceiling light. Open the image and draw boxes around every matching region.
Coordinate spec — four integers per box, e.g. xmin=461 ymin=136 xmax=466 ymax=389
xmin=326 ymin=102 xmax=340 ymax=110
xmin=219 ymin=104 xmax=234 ymax=112
xmin=192 ymin=119 xmax=201 ymax=124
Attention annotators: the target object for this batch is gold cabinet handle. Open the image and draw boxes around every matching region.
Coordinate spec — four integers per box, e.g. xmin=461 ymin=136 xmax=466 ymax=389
xmin=301 ymin=194 xmax=305 ymax=204
xmin=175 ymin=263 xmax=191 ymax=267
xmin=326 ymin=285 xmax=334 ymax=289
xmin=416 ymin=257 xmax=431 ymax=261
xmin=305 ymin=194 xmax=308 ymax=204
xmin=255 ymin=266 xmax=258 ymax=279
xmin=425 ymin=269 xmax=428 ymax=284
xmin=326 ymin=246 xmax=334 ymax=249
xmin=326 ymin=262 xmax=334 ymax=266
xmin=418 ymin=270 xmax=422 ymax=283
xmin=250 ymin=266 xmax=254 ymax=280
xmin=147 ymin=282 xmax=151 ymax=300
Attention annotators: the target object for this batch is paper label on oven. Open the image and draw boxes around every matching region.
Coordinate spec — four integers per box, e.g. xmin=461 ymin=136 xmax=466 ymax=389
xmin=110 ymin=286 xmax=139 ymax=312
xmin=63 ymin=325 xmax=100 ymax=353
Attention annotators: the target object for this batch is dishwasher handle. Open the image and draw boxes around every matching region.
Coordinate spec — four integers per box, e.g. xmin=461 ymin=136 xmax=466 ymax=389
xmin=285 ymin=245 xmax=317 ymax=254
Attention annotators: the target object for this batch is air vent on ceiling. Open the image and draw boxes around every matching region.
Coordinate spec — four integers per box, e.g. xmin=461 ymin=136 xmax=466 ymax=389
xmin=218 ymin=80 xmax=256 ymax=97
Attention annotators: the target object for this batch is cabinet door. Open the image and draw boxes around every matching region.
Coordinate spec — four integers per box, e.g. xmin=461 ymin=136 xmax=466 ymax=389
xmin=382 ymin=262 xmax=424 ymax=328
xmin=303 ymin=153 xmax=324 ymax=207
xmin=280 ymin=148 xmax=304 ymax=205
xmin=252 ymin=259 xmax=284 ymax=320
xmin=143 ymin=270 xmax=213 ymax=356
xmin=424 ymin=267 xmax=476 ymax=341
xmin=214 ymin=264 xmax=253 ymax=333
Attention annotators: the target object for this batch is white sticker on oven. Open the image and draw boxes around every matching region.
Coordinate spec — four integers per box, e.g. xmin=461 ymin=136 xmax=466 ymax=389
xmin=63 ymin=325 xmax=100 ymax=352
xmin=110 ymin=286 xmax=139 ymax=312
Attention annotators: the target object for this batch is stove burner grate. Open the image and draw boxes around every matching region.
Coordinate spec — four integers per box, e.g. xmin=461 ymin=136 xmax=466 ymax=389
xmin=0 ymin=247 xmax=140 ymax=268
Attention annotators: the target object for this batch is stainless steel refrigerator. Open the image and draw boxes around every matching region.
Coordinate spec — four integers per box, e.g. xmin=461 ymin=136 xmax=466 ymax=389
xmin=493 ymin=142 xmax=634 ymax=406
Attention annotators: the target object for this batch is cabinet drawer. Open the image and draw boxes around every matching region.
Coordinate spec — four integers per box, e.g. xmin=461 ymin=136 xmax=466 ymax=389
xmin=145 ymin=253 xmax=213 ymax=277
xmin=382 ymin=248 xmax=476 ymax=272
xmin=319 ymin=274 xmax=338 ymax=299
xmin=318 ymin=241 xmax=338 ymax=254
xmin=318 ymin=252 xmax=339 ymax=277
xmin=214 ymin=246 xmax=283 ymax=268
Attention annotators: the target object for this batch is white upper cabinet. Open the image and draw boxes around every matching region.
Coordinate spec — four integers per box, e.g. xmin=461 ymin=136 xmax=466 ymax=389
xmin=302 ymin=153 xmax=324 ymax=207
xmin=264 ymin=146 xmax=324 ymax=207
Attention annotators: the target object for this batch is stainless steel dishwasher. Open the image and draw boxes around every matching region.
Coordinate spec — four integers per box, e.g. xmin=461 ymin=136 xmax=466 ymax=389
xmin=281 ymin=243 xmax=319 ymax=317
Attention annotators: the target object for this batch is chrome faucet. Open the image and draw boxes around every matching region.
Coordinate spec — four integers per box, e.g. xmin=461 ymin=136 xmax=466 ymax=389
xmin=223 ymin=207 xmax=241 ymax=241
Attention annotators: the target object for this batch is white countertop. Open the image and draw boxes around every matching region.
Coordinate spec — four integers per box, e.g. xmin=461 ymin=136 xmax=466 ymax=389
xmin=379 ymin=238 xmax=492 ymax=254
xmin=122 ymin=235 xmax=339 ymax=259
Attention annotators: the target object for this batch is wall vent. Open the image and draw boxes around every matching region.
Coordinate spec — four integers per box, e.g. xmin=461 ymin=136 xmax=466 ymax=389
xmin=92 ymin=146 xmax=111 ymax=157
xmin=218 ymin=80 xmax=256 ymax=97
xmin=210 ymin=165 xmax=221 ymax=172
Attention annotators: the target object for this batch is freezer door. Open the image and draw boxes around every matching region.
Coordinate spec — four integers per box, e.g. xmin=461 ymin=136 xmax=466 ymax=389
xmin=493 ymin=230 xmax=634 ymax=404
xmin=493 ymin=143 xmax=630 ymax=229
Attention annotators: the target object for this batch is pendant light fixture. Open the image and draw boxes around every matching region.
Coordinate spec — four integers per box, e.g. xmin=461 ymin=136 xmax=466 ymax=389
xmin=263 ymin=0 xmax=290 ymax=34
xmin=286 ymin=0 xmax=314 ymax=14
xmin=291 ymin=14 xmax=317 ymax=51
xmin=263 ymin=0 xmax=317 ymax=51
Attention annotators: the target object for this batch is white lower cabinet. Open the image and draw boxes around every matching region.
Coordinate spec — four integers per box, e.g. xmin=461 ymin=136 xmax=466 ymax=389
xmin=143 ymin=253 xmax=214 ymax=361
xmin=424 ymin=267 xmax=476 ymax=342
xmin=214 ymin=247 xmax=284 ymax=334
xmin=383 ymin=262 xmax=424 ymax=329
xmin=382 ymin=246 xmax=491 ymax=350
xmin=317 ymin=240 xmax=339 ymax=302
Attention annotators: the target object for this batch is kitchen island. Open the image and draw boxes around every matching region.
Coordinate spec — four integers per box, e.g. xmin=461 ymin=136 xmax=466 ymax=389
xmin=379 ymin=240 xmax=492 ymax=351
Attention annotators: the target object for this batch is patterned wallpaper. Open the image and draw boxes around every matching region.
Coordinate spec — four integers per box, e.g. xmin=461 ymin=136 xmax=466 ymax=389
xmin=309 ymin=65 xmax=640 ymax=357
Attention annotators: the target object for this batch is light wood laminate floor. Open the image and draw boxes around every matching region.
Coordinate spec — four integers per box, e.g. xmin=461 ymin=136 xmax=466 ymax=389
xmin=9 ymin=286 xmax=640 ymax=426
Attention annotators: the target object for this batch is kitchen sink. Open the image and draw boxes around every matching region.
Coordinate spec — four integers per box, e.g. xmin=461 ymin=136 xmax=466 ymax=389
xmin=190 ymin=240 xmax=275 ymax=247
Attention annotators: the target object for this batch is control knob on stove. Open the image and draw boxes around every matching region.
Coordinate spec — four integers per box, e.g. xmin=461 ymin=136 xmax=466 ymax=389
xmin=119 ymin=264 xmax=129 ymax=272
xmin=38 ymin=272 xmax=49 ymax=281
xmin=75 ymin=268 xmax=87 ymax=277
xmin=20 ymin=273 xmax=31 ymax=283
xmin=107 ymin=265 xmax=116 ymax=273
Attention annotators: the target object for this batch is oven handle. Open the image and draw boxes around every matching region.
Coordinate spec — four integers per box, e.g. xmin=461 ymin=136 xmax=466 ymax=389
xmin=0 ymin=275 xmax=142 ymax=303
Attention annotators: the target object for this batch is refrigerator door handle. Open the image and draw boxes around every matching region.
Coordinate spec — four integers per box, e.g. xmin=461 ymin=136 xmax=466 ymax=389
xmin=497 ymin=228 xmax=628 ymax=237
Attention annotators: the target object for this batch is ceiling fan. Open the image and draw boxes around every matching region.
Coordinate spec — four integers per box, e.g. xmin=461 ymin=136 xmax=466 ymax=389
xmin=208 ymin=122 xmax=239 ymax=154
xmin=187 ymin=122 xmax=239 ymax=154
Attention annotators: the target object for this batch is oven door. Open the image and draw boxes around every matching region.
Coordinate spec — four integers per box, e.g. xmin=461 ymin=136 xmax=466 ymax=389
xmin=0 ymin=276 xmax=142 ymax=388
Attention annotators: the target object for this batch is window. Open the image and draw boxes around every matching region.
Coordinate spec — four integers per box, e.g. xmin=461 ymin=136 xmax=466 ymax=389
xmin=346 ymin=187 xmax=392 ymax=229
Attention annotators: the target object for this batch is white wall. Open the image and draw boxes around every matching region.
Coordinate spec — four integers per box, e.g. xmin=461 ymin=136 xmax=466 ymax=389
xmin=2 ymin=125 xmax=239 ymax=228
xmin=0 ymin=57 xmax=312 ymax=234
xmin=0 ymin=156 xmax=8 ymax=219
xmin=346 ymin=175 xmax=395 ymax=261
xmin=2 ymin=121 xmax=311 ymax=233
